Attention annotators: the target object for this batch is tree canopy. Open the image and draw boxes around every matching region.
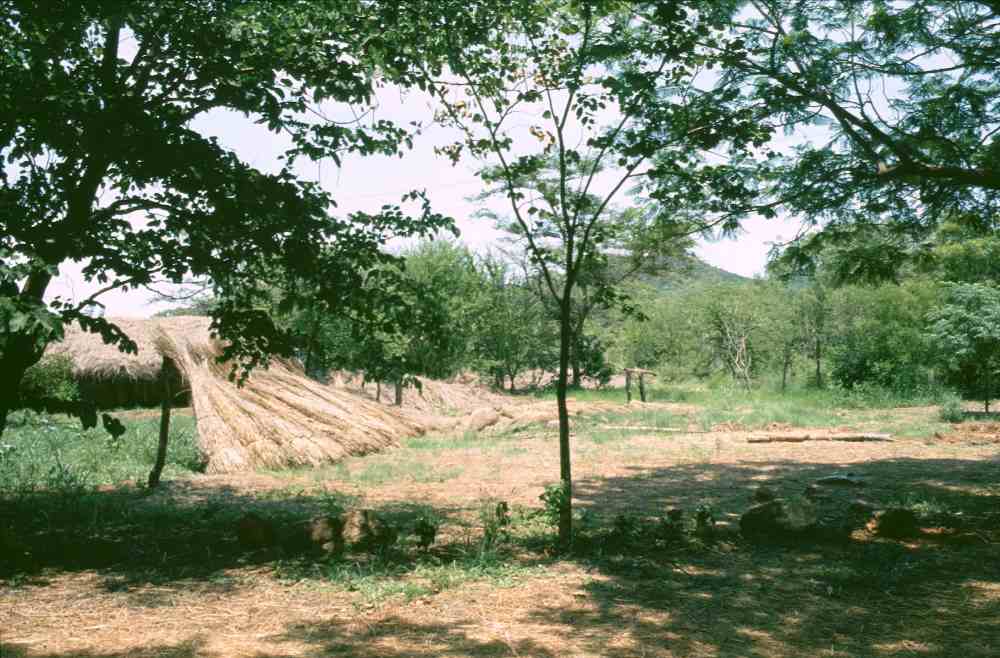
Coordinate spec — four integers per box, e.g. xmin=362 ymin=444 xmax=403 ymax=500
xmin=0 ymin=0 xmax=511 ymax=429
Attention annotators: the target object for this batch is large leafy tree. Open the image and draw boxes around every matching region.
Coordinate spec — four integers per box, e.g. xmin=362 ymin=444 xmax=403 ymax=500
xmin=427 ymin=0 xmax=769 ymax=544
xmin=713 ymin=0 xmax=1000 ymax=276
xmin=0 ymin=0 xmax=492 ymax=432
xmin=476 ymin=160 xmax=694 ymax=387
xmin=927 ymin=282 xmax=1000 ymax=412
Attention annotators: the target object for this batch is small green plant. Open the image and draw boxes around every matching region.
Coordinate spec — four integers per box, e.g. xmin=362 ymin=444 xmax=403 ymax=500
xmin=479 ymin=499 xmax=511 ymax=551
xmin=539 ymin=482 xmax=569 ymax=527
xmin=939 ymin=395 xmax=965 ymax=423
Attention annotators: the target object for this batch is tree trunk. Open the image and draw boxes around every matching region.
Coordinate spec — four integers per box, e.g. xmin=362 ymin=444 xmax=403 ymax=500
xmin=625 ymin=369 xmax=632 ymax=404
xmin=781 ymin=351 xmax=790 ymax=393
xmin=571 ymin=360 xmax=582 ymax=389
xmin=394 ymin=380 xmax=403 ymax=406
xmin=556 ymin=296 xmax=573 ymax=548
xmin=814 ymin=338 xmax=823 ymax=388
xmin=0 ymin=344 xmax=45 ymax=438
xmin=509 ymin=373 xmax=516 ymax=392
xmin=376 ymin=381 xmax=381 ymax=402
xmin=148 ymin=357 xmax=174 ymax=489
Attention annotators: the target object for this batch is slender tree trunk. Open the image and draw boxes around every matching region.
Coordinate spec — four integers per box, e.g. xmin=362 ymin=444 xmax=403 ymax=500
xmin=1 ymin=273 xmax=55 ymax=438
xmin=814 ymin=338 xmax=823 ymax=388
xmin=148 ymin=357 xmax=174 ymax=489
xmin=781 ymin=351 xmax=790 ymax=393
xmin=571 ymin=360 xmax=582 ymax=389
xmin=556 ymin=295 xmax=573 ymax=547
xmin=394 ymin=380 xmax=403 ymax=406
xmin=509 ymin=373 xmax=516 ymax=392
xmin=376 ymin=381 xmax=381 ymax=402
xmin=0 ymin=345 xmax=45 ymax=438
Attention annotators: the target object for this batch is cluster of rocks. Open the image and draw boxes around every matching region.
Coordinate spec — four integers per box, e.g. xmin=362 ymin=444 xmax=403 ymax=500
xmin=236 ymin=508 xmax=428 ymax=556
xmin=740 ymin=474 xmax=920 ymax=543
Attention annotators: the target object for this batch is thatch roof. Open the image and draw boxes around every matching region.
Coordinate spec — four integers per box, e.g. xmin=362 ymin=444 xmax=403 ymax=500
xmin=46 ymin=317 xmax=424 ymax=474
xmin=47 ymin=317 xmax=204 ymax=381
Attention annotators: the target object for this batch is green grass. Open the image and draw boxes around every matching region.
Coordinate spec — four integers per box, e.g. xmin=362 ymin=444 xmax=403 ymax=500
xmin=537 ymin=382 xmax=953 ymax=436
xmin=0 ymin=409 xmax=202 ymax=495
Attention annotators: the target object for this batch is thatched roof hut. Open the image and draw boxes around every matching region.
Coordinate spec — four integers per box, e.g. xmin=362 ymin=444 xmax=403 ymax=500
xmin=46 ymin=317 xmax=195 ymax=408
xmin=45 ymin=317 xmax=423 ymax=474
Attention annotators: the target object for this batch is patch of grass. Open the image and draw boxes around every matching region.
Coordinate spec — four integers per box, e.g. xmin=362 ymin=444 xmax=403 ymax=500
xmin=346 ymin=460 xmax=461 ymax=485
xmin=404 ymin=431 xmax=485 ymax=451
xmin=0 ymin=410 xmax=202 ymax=495
xmin=286 ymin=548 xmax=541 ymax=606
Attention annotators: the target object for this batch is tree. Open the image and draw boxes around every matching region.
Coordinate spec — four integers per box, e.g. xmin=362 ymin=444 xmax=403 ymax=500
xmin=427 ymin=1 xmax=769 ymax=544
xmin=927 ymin=283 xmax=1000 ymax=412
xmin=798 ymin=278 xmax=832 ymax=388
xmin=397 ymin=240 xmax=484 ymax=380
xmin=828 ymin=279 xmax=939 ymax=393
xmin=0 ymin=0 xmax=472 ymax=433
xmin=701 ymin=282 xmax=767 ymax=391
xmin=714 ymin=0 xmax=1000 ymax=278
xmin=471 ymin=254 xmax=558 ymax=391
xmin=755 ymin=281 xmax=806 ymax=392
xmin=478 ymin=163 xmax=693 ymax=387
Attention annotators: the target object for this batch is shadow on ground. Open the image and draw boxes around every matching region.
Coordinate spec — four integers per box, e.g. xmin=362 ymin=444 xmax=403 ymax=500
xmin=3 ymin=453 xmax=1000 ymax=657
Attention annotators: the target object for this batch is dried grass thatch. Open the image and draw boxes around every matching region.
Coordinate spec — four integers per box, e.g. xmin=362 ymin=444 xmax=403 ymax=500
xmin=331 ymin=371 xmax=509 ymax=415
xmin=151 ymin=322 xmax=425 ymax=474
xmin=46 ymin=317 xmax=196 ymax=381
xmin=46 ymin=317 xmax=426 ymax=474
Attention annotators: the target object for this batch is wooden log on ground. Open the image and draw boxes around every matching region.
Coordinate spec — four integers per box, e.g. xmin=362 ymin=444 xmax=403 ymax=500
xmin=747 ymin=432 xmax=892 ymax=444
xmin=605 ymin=425 xmax=682 ymax=432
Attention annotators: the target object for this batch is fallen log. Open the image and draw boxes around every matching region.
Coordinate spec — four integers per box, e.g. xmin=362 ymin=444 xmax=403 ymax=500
xmin=600 ymin=425 xmax=686 ymax=433
xmin=747 ymin=432 xmax=891 ymax=444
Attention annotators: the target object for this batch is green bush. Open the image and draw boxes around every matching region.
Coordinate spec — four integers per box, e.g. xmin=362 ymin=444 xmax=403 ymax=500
xmin=938 ymin=395 xmax=965 ymax=423
xmin=20 ymin=355 xmax=79 ymax=403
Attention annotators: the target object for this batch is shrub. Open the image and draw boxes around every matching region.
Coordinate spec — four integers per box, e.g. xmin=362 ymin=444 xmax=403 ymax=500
xmin=539 ymin=482 xmax=569 ymax=527
xmin=939 ymin=395 xmax=965 ymax=423
xmin=20 ymin=355 xmax=79 ymax=404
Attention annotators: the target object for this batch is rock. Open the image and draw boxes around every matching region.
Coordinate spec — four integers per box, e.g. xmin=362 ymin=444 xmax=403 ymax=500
xmin=665 ymin=507 xmax=684 ymax=524
xmin=741 ymin=501 xmax=787 ymax=539
xmin=849 ymin=499 xmax=876 ymax=515
xmin=342 ymin=509 xmax=397 ymax=552
xmin=740 ymin=499 xmax=816 ymax=541
xmin=814 ymin=473 xmax=866 ymax=487
xmin=308 ymin=515 xmax=346 ymax=555
xmin=464 ymin=408 xmax=501 ymax=432
xmin=873 ymin=508 xmax=919 ymax=539
xmin=237 ymin=512 xmax=277 ymax=549
xmin=751 ymin=486 xmax=777 ymax=503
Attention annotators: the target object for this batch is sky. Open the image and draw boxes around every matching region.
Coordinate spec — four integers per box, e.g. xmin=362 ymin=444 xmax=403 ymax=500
xmin=44 ymin=83 xmax=803 ymax=318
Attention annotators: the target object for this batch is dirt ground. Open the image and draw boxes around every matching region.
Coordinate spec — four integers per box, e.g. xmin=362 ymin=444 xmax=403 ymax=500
xmin=3 ymin=404 xmax=999 ymax=658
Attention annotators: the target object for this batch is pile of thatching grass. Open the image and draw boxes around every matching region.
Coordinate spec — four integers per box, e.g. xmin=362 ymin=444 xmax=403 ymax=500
xmin=331 ymin=371 xmax=510 ymax=415
xmin=155 ymin=323 xmax=424 ymax=474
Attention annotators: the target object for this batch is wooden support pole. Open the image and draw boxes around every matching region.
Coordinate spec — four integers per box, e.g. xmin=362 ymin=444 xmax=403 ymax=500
xmin=147 ymin=357 xmax=174 ymax=489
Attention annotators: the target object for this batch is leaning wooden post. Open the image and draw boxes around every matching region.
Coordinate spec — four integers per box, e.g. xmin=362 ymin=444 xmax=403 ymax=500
xmin=148 ymin=356 xmax=175 ymax=489
xmin=625 ymin=369 xmax=632 ymax=404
